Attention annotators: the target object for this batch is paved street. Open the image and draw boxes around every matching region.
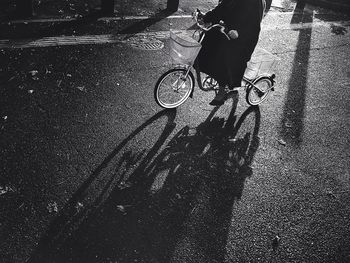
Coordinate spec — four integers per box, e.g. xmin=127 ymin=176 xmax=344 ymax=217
xmin=0 ymin=1 xmax=350 ymax=262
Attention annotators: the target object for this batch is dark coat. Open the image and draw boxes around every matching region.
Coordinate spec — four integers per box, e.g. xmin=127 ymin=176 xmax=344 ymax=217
xmin=196 ymin=0 xmax=264 ymax=87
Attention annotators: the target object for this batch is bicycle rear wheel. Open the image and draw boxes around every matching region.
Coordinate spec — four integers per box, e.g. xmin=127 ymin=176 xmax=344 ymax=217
xmin=246 ymin=76 xmax=272 ymax=106
xmin=154 ymin=68 xmax=194 ymax=109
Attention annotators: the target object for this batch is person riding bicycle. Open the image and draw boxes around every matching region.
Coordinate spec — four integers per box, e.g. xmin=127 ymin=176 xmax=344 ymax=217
xmin=196 ymin=0 xmax=266 ymax=106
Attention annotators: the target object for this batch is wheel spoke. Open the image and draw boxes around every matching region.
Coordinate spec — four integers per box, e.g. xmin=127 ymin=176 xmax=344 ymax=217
xmin=155 ymin=69 xmax=193 ymax=108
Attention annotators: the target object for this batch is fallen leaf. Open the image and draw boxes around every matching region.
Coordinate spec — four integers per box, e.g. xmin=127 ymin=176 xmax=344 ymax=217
xmin=118 ymin=182 xmax=132 ymax=190
xmin=326 ymin=190 xmax=337 ymax=199
xmin=0 ymin=186 xmax=14 ymax=196
xmin=29 ymin=70 xmax=38 ymax=76
xmin=76 ymin=86 xmax=86 ymax=92
xmin=116 ymin=205 xmax=127 ymax=215
xmin=47 ymin=202 xmax=58 ymax=213
xmin=75 ymin=202 xmax=84 ymax=212
xmin=277 ymin=139 xmax=286 ymax=146
xmin=284 ymin=120 xmax=293 ymax=128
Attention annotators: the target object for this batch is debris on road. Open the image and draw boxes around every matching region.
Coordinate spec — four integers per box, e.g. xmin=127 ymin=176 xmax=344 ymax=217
xmin=118 ymin=181 xmax=132 ymax=190
xmin=29 ymin=70 xmax=38 ymax=76
xmin=116 ymin=205 xmax=132 ymax=215
xmin=0 ymin=185 xmax=14 ymax=196
xmin=47 ymin=202 xmax=59 ymax=213
xmin=75 ymin=202 xmax=84 ymax=213
xmin=284 ymin=120 xmax=293 ymax=128
xmin=326 ymin=190 xmax=337 ymax=199
xmin=277 ymin=138 xmax=287 ymax=146
xmin=29 ymin=70 xmax=39 ymax=80
xmin=272 ymin=234 xmax=280 ymax=251
xmin=76 ymin=86 xmax=86 ymax=92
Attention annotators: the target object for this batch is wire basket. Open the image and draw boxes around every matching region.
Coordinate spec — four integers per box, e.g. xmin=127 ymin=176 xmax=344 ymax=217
xmin=244 ymin=48 xmax=280 ymax=79
xmin=169 ymin=30 xmax=202 ymax=65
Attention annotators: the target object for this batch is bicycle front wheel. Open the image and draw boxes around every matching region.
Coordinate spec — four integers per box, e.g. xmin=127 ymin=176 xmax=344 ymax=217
xmin=154 ymin=68 xmax=194 ymax=108
xmin=246 ymin=76 xmax=273 ymax=106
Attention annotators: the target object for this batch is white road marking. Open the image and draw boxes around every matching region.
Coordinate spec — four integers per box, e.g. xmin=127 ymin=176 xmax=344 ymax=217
xmin=2 ymin=14 xmax=194 ymax=25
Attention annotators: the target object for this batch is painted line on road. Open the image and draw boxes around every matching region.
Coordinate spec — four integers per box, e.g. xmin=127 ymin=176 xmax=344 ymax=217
xmin=2 ymin=14 xmax=194 ymax=25
xmin=0 ymin=20 xmax=349 ymax=49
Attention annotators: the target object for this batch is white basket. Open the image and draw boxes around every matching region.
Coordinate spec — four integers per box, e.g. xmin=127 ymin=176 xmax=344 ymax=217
xmin=244 ymin=48 xmax=280 ymax=79
xmin=169 ymin=30 xmax=202 ymax=65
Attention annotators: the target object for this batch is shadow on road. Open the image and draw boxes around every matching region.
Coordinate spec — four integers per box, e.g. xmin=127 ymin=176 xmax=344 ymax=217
xmin=29 ymin=97 xmax=261 ymax=263
xmin=281 ymin=3 xmax=313 ymax=146
xmin=118 ymin=8 xmax=175 ymax=38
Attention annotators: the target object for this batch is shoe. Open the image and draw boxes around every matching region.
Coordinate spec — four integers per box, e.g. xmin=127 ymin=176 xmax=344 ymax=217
xmin=209 ymin=87 xmax=227 ymax=106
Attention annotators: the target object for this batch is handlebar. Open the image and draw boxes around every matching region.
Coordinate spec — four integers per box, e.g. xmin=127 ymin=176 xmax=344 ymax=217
xmin=193 ymin=9 xmax=231 ymax=40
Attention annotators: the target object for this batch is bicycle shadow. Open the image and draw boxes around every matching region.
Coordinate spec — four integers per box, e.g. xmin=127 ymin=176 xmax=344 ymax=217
xmin=29 ymin=99 xmax=261 ymax=263
xmin=28 ymin=108 xmax=177 ymax=263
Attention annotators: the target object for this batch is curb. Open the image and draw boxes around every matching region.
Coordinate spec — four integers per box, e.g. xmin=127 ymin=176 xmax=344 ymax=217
xmin=306 ymin=0 xmax=350 ymax=13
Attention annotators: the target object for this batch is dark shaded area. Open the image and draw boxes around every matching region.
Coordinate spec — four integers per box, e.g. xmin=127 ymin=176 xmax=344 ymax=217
xmin=101 ymin=0 xmax=115 ymax=16
xmin=295 ymin=0 xmax=306 ymax=10
xmin=118 ymin=8 xmax=175 ymax=36
xmin=0 ymin=3 xmax=177 ymax=40
xmin=265 ymin=0 xmax=273 ymax=12
xmin=34 ymin=10 xmax=103 ymax=39
xmin=281 ymin=4 xmax=313 ymax=146
xmin=28 ymin=98 xmax=261 ymax=263
xmin=330 ymin=24 xmax=348 ymax=35
xmin=167 ymin=0 xmax=180 ymax=12
xmin=13 ymin=0 xmax=33 ymax=18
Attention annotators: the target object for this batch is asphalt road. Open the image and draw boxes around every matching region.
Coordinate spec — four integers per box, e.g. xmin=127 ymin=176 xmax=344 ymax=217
xmin=0 ymin=3 xmax=350 ymax=263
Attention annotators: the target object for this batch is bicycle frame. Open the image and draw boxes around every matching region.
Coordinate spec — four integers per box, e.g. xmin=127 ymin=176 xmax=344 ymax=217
xmin=175 ymin=11 xmax=275 ymax=95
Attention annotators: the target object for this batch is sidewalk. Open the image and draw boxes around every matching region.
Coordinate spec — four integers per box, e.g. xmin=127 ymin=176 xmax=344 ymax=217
xmin=0 ymin=0 xmax=218 ymax=39
xmin=1 ymin=0 xmax=349 ymax=22
xmin=0 ymin=0 xmax=216 ymax=21
xmin=1 ymin=0 xmax=350 ymax=41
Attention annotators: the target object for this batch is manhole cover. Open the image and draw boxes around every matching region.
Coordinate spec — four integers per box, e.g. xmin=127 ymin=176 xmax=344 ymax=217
xmin=125 ymin=37 xmax=164 ymax=50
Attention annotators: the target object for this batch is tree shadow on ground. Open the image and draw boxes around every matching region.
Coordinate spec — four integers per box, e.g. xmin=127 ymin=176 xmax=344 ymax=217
xmin=117 ymin=8 xmax=175 ymax=37
xmin=29 ymin=97 xmax=261 ymax=263
xmin=281 ymin=2 xmax=313 ymax=146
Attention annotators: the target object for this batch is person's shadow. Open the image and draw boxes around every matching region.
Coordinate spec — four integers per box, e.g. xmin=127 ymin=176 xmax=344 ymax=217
xmin=29 ymin=97 xmax=261 ymax=263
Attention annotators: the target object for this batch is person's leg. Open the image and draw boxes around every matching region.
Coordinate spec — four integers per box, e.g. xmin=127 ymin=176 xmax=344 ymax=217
xmin=209 ymin=83 xmax=227 ymax=106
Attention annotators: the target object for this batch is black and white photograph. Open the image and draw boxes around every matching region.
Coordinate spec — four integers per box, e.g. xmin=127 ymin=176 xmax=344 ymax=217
xmin=0 ymin=0 xmax=349 ymax=262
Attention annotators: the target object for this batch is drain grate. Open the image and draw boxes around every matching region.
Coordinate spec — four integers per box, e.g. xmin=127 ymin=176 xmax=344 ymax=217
xmin=130 ymin=41 xmax=164 ymax=50
xmin=125 ymin=37 xmax=164 ymax=50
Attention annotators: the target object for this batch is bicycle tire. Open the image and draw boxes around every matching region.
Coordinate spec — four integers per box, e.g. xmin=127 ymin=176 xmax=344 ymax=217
xmin=154 ymin=68 xmax=194 ymax=109
xmin=245 ymin=76 xmax=273 ymax=106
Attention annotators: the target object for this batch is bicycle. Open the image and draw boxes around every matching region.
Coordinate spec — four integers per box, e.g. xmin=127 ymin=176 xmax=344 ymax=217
xmin=154 ymin=9 xmax=278 ymax=109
